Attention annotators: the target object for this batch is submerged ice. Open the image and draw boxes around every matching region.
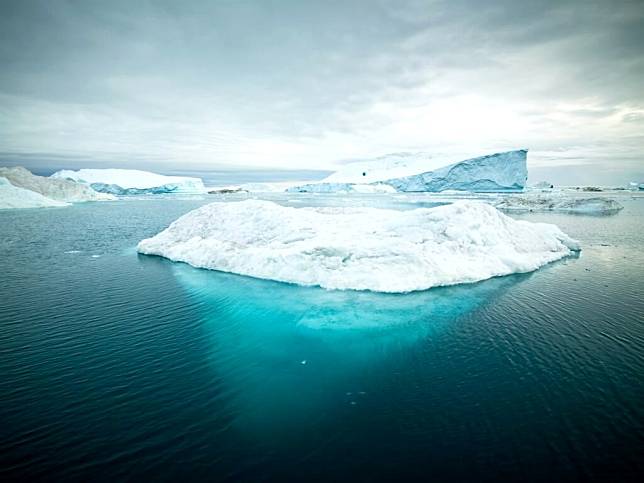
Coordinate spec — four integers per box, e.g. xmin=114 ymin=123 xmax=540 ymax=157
xmin=137 ymin=199 xmax=580 ymax=292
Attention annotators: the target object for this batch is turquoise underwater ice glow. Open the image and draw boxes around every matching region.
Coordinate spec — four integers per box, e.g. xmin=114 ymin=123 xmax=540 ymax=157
xmin=172 ymin=263 xmax=527 ymax=434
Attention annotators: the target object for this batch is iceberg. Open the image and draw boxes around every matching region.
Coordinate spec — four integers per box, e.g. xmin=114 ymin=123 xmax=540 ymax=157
xmin=288 ymin=150 xmax=528 ymax=193
xmin=51 ymin=168 xmax=206 ymax=195
xmin=0 ymin=177 xmax=70 ymax=209
xmin=0 ymin=166 xmax=114 ymax=202
xmin=137 ymin=199 xmax=579 ymax=293
xmin=207 ymin=181 xmax=301 ymax=194
xmin=287 ymin=182 xmax=396 ymax=194
xmin=495 ymin=195 xmax=623 ymax=214
xmin=531 ymin=181 xmax=554 ymax=190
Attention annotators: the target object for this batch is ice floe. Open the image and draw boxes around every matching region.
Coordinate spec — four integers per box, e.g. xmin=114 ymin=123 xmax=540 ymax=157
xmin=495 ymin=195 xmax=623 ymax=214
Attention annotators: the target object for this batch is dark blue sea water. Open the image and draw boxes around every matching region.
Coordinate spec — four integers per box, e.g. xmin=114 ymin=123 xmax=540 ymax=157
xmin=1 ymin=194 xmax=643 ymax=481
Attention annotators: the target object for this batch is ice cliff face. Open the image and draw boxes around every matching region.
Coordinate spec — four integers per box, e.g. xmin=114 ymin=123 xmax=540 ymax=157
xmin=381 ymin=150 xmax=527 ymax=192
xmin=0 ymin=167 xmax=114 ymax=202
xmin=288 ymin=150 xmax=528 ymax=193
xmin=51 ymin=169 xmax=206 ymax=195
xmin=0 ymin=177 xmax=70 ymax=209
xmin=137 ymin=199 xmax=579 ymax=293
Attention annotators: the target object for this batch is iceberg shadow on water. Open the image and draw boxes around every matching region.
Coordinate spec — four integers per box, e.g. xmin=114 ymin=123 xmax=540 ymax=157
xmin=139 ymin=254 xmax=541 ymax=437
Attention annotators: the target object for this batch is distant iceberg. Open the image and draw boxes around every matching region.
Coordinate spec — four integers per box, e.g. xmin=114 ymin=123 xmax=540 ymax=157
xmin=495 ymin=195 xmax=623 ymax=214
xmin=138 ymin=199 xmax=579 ymax=293
xmin=0 ymin=176 xmax=70 ymax=209
xmin=287 ymin=182 xmax=396 ymax=194
xmin=288 ymin=150 xmax=528 ymax=193
xmin=0 ymin=166 xmax=114 ymax=202
xmin=51 ymin=168 xmax=206 ymax=195
xmin=531 ymin=181 xmax=554 ymax=189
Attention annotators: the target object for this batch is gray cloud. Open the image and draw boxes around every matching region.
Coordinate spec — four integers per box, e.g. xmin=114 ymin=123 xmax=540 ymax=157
xmin=0 ymin=0 xmax=643 ymax=182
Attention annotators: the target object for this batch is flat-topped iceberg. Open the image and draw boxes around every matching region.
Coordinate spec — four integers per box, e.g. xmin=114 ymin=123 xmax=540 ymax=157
xmin=0 ymin=176 xmax=70 ymax=209
xmin=137 ymin=199 xmax=579 ymax=293
xmin=51 ymin=168 xmax=206 ymax=195
xmin=288 ymin=150 xmax=528 ymax=193
xmin=496 ymin=195 xmax=623 ymax=214
xmin=0 ymin=166 xmax=114 ymax=202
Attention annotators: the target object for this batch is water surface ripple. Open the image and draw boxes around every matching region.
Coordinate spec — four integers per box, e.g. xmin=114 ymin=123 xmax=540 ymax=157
xmin=1 ymin=195 xmax=643 ymax=481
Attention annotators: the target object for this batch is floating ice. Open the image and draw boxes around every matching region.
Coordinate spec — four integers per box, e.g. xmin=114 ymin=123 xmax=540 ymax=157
xmin=495 ymin=195 xmax=623 ymax=214
xmin=0 ymin=176 xmax=70 ymax=209
xmin=0 ymin=166 xmax=114 ymax=202
xmin=137 ymin=199 xmax=580 ymax=293
xmin=287 ymin=182 xmax=396 ymax=194
xmin=288 ymin=150 xmax=527 ymax=193
xmin=51 ymin=168 xmax=206 ymax=195
xmin=530 ymin=181 xmax=554 ymax=190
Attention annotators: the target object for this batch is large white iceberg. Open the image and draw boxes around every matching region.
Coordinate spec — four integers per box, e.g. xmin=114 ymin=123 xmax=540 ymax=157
xmin=0 ymin=177 xmax=70 ymax=209
xmin=0 ymin=166 xmax=114 ymax=202
xmin=495 ymin=195 xmax=623 ymax=214
xmin=288 ymin=150 xmax=528 ymax=193
xmin=51 ymin=168 xmax=206 ymax=195
xmin=137 ymin=199 xmax=579 ymax=293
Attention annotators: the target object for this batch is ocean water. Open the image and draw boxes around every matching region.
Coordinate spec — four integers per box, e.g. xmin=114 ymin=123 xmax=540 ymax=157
xmin=1 ymin=194 xmax=643 ymax=481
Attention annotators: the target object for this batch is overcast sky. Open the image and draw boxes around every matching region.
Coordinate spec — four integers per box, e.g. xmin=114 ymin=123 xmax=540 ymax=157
xmin=1 ymin=0 xmax=643 ymax=183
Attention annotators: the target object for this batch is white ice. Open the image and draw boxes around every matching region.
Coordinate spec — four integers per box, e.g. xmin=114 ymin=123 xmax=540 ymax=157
xmin=288 ymin=150 xmax=528 ymax=193
xmin=495 ymin=195 xmax=623 ymax=213
xmin=323 ymin=151 xmax=488 ymax=184
xmin=0 ymin=176 xmax=70 ymax=209
xmin=51 ymin=168 xmax=206 ymax=194
xmin=0 ymin=166 xmax=114 ymax=202
xmin=137 ymin=199 xmax=580 ymax=293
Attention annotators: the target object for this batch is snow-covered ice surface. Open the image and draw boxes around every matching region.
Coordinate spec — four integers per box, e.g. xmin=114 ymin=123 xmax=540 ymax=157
xmin=495 ymin=195 xmax=624 ymax=214
xmin=288 ymin=150 xmax=527 ymax=193
xmin=323 ymin=151 xmax=492 ymax=184
xmin=0 ymin=166 xmax=114 ymax=202
xmin=287 ymin=182 xmax=396 ymax=194
xmin=206 ymin=181 xmax=308 ymax=193
xmin=51 ymin=168 xmax=206 ymax=195
xmin=137 ymin=199 xmax=580 ymax=293
xmin=0 ymin=177 xmax=70 ymax=209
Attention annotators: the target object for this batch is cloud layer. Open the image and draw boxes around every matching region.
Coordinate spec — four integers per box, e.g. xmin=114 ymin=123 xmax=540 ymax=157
xmin=1 ymin=0 xmax=643 ymax=181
